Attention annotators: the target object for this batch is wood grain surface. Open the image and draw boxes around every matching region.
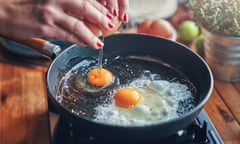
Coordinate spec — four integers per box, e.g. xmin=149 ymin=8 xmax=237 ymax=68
xmin=205 ymin=80 xmax=240 ymax=144
xmin=0 ymin=63 xmax=50 ymax=144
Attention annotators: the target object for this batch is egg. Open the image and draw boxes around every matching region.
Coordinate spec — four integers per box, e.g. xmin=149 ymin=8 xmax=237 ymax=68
xmin=93 ymin=77 xmax=193 ymax=126
xmin=138 ymin=19 xmax=176 ymax=40
xmin=102 ymin=17 xmax=122 ymax=37
xmin=137 ymin=19 xmax=153 ymax=34
xmin=148 ymin=19 xmax=174 ymax=39
xmin=87 ymin=68 xmax=114 ymax=87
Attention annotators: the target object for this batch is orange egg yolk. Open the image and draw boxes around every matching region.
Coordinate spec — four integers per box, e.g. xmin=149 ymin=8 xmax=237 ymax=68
xmin=114 ymin=88 xmax=142 ymax=108
xmin=87 ymin=68 xmax=114 ymax=87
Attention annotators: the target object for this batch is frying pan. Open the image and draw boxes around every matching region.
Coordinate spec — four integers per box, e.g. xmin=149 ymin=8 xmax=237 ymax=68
xmin=7 ymin=34 xmax=214 ymax=143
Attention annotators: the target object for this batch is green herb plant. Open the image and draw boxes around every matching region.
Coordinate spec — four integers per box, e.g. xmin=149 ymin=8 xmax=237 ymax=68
xmin=188 ymin=0 xmax=240 ymax=36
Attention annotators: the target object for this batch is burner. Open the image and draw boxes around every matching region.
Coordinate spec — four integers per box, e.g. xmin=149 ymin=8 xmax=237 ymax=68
xmin=51 ymin=110 xmax=223 ymax=144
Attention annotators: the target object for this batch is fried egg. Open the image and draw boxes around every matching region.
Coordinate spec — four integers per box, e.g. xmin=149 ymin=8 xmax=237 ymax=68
xmin=93 ymin=78 xmax=193 ymax=126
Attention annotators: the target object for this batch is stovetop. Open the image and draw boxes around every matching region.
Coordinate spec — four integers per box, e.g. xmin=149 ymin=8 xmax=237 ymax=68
xmin=49 ymin=110 xmax=223 ymax=144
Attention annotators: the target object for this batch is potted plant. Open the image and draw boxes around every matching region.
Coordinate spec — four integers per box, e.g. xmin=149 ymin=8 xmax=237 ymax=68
xmin=188 ymin=0 xmax=240 ymax=82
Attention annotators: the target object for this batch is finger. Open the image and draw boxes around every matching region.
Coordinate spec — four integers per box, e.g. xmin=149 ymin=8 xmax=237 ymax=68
xmin=56 ymin=30 xmax=88 ymax=48
xmin=55 ymin=13 xmax=103 ymax=49
xmin=86 ymin=0 xmax=109 ymax=15
xmin=41 ymin=22 xmax=87 ymax=47
xmin=97 ymin=0 xmax=107 ymax=6
xmin=118 ymin=0 xmax=129 ymax=22
xmin=105 ymin=0 xmax=118 ymax=16
xmin=66 ymin=0 xmax=114 ymax=31
xmin=65 ymin=0 xmax=109 ymax=20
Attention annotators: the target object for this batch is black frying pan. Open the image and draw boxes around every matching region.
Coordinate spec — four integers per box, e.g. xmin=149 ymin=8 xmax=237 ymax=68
xmin=8 ymin=34 xmax=214 ymax=143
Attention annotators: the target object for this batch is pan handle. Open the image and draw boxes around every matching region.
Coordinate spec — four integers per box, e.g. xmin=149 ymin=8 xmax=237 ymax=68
xmin=0 ymin=36 xmax=62 ymax=59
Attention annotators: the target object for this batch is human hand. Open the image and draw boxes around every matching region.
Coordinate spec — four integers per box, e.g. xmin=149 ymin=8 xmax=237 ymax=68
xmin=0 ymin=0 xmax=129 ymax=49
xmin=97 ymin=0 xmax=129 ymax=22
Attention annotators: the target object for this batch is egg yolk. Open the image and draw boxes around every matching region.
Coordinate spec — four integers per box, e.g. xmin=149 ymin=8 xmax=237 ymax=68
xmin=114 ymin=88 xmax=142 ymax=108
xmin=87 ymin=68 xmax=114 ymax=87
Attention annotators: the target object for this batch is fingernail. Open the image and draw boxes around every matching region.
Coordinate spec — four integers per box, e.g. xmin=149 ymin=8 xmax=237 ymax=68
xmin=96 ymin=41 xmax=104 ymax=49
xmin=106 ymin=12 xmax=113 ymax=20
xmin=108 ymin=23 xmax=115 ymax=29
xmin=123 ymin=13 xmax=128 ymax=22
xmin=113 ymin=9 xmax=118 ymax=17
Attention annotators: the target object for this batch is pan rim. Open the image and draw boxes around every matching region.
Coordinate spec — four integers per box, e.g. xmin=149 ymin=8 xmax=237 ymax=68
xmin=47 ymin=33 xmax=214 ymax=128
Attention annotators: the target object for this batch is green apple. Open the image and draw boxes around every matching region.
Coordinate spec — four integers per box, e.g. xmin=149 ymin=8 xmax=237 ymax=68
xmin=195 ymin=34 xmax=204 ymax=57
xmin=178 ymin=20 xmax=199 ymax=42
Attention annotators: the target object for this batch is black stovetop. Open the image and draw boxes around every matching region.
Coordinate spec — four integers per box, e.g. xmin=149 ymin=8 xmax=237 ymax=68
xmin=51 ymin=110 xmax=223 ymax=144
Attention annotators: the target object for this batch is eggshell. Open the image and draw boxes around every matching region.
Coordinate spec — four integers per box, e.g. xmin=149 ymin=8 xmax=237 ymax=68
xmin=102 ymin=17 xmax=122 ymax=36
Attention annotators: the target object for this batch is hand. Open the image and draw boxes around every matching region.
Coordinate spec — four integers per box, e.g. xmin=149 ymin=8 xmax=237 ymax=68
xmin=97 ymin=0 xmax=129 ymax=22
xmin=0 ymin=0 xmax=129 ymax=49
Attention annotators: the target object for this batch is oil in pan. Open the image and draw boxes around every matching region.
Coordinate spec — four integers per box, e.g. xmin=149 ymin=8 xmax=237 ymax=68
xmin=56 ymin=54 xmax=198 ymax=125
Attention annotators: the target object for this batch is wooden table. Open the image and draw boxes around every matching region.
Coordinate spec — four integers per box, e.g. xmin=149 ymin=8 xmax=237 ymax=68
xmin=0 ymin=61 xmax=50 ymax=144
xmin=205 ymin=79 xmax=240 ymax=144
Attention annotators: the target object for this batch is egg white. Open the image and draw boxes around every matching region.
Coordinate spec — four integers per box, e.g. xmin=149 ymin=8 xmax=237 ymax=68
xmin=93 ymin=78 xmax=192 ymax=126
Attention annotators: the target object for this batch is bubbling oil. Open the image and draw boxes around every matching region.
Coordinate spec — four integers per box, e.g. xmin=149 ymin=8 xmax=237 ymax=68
xmin=56 ymin=55 xmax=198 ymax=123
